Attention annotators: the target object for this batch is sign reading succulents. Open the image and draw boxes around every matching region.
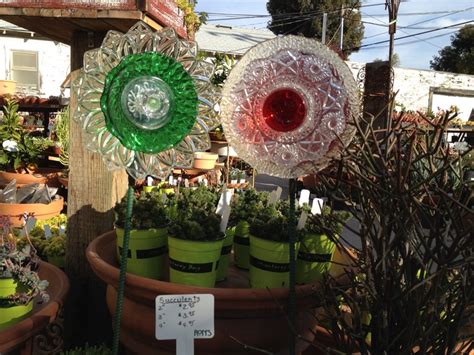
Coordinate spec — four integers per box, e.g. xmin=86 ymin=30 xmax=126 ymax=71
xmin=220 ymin=36 xmax=359 ymax=178
xmin=74 ymin=22 xmax=220 ymax=179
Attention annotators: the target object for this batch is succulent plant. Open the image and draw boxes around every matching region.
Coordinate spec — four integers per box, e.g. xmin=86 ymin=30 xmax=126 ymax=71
xmin=229 ymin=188 xmax=269 ymax=227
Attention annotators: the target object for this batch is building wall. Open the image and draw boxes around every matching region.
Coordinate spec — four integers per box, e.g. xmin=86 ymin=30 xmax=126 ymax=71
xmin=0 ymin=37 xmax=70 ymax=97
xmin=347 ymin=62 xmax=474 ymax=120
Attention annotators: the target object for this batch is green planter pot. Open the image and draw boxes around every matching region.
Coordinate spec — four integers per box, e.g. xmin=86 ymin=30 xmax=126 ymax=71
xmin=168 ymin=236 xmax=224 ymax=287
xmin=143 ymin=186 xmax=156 ymax=193
xmin=296 ymin=233 xmax=337 ymax=284
xmin=47 ymin=255 xmax=65 ymax=269
xmin=249 ymin=235 xmax=299 ymax=289
xmin=0 ymin=278 xmax=17 ymax=298
xmin=0 ymin=301 xmax=33 ymax=330
xmin=143 ymin=186 xmax=175 ymax=195
xmin=216 ymin=227 xmax=235 ymax=282
xmin=116 ymin=227 xmax=168 ymax=280
xmin=233 ymin=221 xmax=250 ymax=269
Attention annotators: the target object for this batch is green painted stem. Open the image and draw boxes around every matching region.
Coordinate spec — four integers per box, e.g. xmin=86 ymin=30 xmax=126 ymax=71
xmin=112 ymin=183 xmax=134 ymax=355
xmin=288 ymin=178 xmax=297 ymax=355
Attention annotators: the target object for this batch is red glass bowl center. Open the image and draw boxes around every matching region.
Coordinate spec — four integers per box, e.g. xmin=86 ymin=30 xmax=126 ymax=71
xmin=262 ymin=88 xmax=306 ymax=132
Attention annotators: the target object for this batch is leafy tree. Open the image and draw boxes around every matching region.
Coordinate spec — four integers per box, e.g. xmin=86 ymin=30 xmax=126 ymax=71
xmin=430 ymin=25 xmax=474 ymax=74
xmin=266 ymin=0 xmax=364 ymax=56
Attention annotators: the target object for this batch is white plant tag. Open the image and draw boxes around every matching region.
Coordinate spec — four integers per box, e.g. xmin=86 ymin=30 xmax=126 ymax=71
xmin=311 ymin=198 xmax=324 ymax=215
xmin=44 ymin=224 xmax=52 ymax=239
xmin=297 ymin=211 xmax=308 ymax=230
xmin=299 ymin=189 xmax=310 ymax=207
xmin=156 ymin=294 xmax=215 ymax=355
xmin=220 ymin=206 xmax=231 ymax=233
xmin=230 ymin=179 xmax=237 ymax=184
xmin=168 ymin=175 xmax=174 ymax=185
xmin=184 ymin=179 xmax=189 ymax=187
xmin=146 ymin=176 xmax=153 ymax=186
xmin=203 ymin=179 xmax=208 ymax=186
xmin=216 ymin=188 xmax=233 ymax=216
xmin=269 ymin=186 xmax=282 ymax=205
xmin=59 ymin=225 xmax=66 ymax=236
xmin=239 ymin=178 xmax=246 ymax=184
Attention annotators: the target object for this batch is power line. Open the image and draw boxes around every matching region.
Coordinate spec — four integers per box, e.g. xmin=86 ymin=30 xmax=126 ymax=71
xmin=358 ymin=30 xmax=458 ymax=50
xmin=351 ymin=19 xmax=473 ymax=50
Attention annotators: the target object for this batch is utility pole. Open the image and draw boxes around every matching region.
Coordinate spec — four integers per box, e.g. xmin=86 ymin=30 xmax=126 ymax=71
xmin=385 ymin=0 xmax=400 ymax=127
xmin=322 ymin=12 xmax=327 ymax=44
xmin=339 ymin=6 xmax=345 ymax=50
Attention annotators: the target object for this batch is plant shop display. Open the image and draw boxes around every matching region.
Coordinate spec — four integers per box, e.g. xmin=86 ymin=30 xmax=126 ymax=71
xmin=167 ymin=187 xmax=224 ymax=287
xmin=229 ymin=188 xmax=269 ymax=269
xmin=312 ymin=110 xmax=473 ymax=354
xmin=296 ymin=206 xmax=352 ymax=284
xmin=248 ymin=200 xmax=306 ymax=288
xmin=114 ymin=191 xmax=169 ymax=280
xmin=0 ymin=180 xmax=64 ymax=227
xmin=0 ymin=217 xmax=49 ymax=330
xmin=0 ymin=99 xmax=54 ymax=186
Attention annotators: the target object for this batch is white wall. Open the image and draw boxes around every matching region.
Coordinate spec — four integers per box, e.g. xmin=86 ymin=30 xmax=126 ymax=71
xmin=347 ymin=62 xmax=474 ymax=120
xmin=0 ymin=37 xmax=70 ymax=97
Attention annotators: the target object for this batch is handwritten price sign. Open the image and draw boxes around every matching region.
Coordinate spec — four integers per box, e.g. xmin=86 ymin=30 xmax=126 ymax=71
xmin=155 ymin=294 xmax=214 ymax=355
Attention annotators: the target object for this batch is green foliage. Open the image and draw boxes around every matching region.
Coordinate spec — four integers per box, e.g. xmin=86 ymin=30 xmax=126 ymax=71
xmin=168 ymin=207 xmax=223 ymax=241
xmin=54 ymin=106 xmax=69 ymax=168
xmin=43 ymin=236 xmax=65 ymax=257
xmin=266 ymin=0 xmax=364 ymax=56
xmin=229 ymin=188 xmax=269 ymax=226
xmin=114 ymin=191 xmax=169 ymax=229
xmin=304 ymin=206 xmax=352 ymax=236
xmin=0 ymin=99 xmax=52 ymax=171
xmin=16 ymin=237 xmax=48 ymax=259
xmin=167 ymin=186 xmax=223 ymax=241
xmin=60 ymin=343 xmax=111 ymax=355
xmin=249 ymin=200 xmax=305 ymax=243
xmin=430 ymin=24 xmax=474 ymax=74
xmin=177 ymin=0 xmax=207 ymax=36
xmin=29 ymin=214 xmax=67 ymax=239
xmin=210 ymin=53 xmax=236 ymax=87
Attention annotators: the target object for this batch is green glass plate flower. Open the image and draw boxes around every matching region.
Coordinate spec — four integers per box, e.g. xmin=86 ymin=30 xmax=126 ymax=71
xmin=73 ymin=22 xmax=220 ymax=179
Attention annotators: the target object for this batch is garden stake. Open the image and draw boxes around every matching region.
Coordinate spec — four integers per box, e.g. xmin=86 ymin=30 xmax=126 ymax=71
xmin=112 ymin=176 xmax=135 ymax=355
xmin=288 ymin=178 xmax=297 ymax=355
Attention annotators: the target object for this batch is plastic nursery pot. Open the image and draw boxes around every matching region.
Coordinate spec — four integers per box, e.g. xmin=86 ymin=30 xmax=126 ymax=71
xmin=233 ymin=220 xmax=250 ymax=269
xmin=47 ymin=255 xmax=65 ymax=269
xmin=296 ymin=233 xmax=337 ymax=284
xmin=116 ymin=227 xmax=168 ymax=280
xmin=143 ymin=186 xmax=157 ymax=193
xmin=216 ymin=227 xmax=235 ymax=282
xmin=168 ymin=235 xmax=224 ymax=287
xmin=0 ymin=278 xmax=17 ymax=298
xmin=249 ymin=235 xmax=299 ymax=289
xmin=0 ymin=302 xmax=33 ymax=331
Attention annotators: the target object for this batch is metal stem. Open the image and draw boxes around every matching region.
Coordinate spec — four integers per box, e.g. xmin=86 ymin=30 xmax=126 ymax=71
xmin=288 ymin=178 xmax=297 ymax=355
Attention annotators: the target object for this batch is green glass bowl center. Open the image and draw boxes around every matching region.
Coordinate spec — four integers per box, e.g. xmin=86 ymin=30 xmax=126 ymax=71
xmin=101 ymin=52 xmax=198 ymax=154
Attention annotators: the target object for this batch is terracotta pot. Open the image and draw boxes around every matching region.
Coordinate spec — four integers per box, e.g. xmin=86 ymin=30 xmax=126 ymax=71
xmin=193 ymin=152 xmax=218 ymax=170
xmin=0 ymin=261 xmax=69 ymax=353
xmin=0 ymin=196 xmax=64 ymax=227
xmin=87 ymin=231 xmax=321 ymax=354
xmin=0 ymin=168 xmax=62 ymax=188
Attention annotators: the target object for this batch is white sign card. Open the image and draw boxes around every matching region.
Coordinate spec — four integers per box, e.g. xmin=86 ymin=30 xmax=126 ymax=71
xmin=156 ymin=294 xmax=215 ymax=355
xmin=268 ymin=186 xmax=282 ymax=205
xmin=184 ymin=179 xmax=189 ymax=187
xmin=44 ymin=224 xmax=52 ymax=239
xmin=311 ymin=198 xmax=324 ymax=215
xmin=297 ymin=211 xmax=308 ymax=230
xmin=298 ymin=189 xmax=310 ymax=207
xmin=146 ymin=176 xmax=153 ymax=186
xmin=20 ymin=217 xmax=37 ymax=237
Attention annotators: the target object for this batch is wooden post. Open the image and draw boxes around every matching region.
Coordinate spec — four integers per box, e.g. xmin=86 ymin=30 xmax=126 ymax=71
xmin=64 ymin=31 xmax=128 ymax=347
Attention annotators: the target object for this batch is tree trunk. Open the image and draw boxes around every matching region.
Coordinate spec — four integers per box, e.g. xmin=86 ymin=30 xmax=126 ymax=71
xmin=64 ymin=33 xmax=128 ymax=348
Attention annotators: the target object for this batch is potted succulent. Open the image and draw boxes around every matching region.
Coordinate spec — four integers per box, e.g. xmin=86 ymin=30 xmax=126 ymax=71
xmin=296 ymin=206 xmax=352 ymax=284
xmin=229 ymin=189 xmax=269 ymax=269
xmin=114 ymin=191 xmax=169 ymax=280
xmin=0 ymin=99 xmax=56 ymax=187
xmin=248 ymin=200 xmax=305 ymax=289
xmin=0 ymin=220 xmax=49 ymax=330
xmin=167 ymin=186 xmax=224 ymax=287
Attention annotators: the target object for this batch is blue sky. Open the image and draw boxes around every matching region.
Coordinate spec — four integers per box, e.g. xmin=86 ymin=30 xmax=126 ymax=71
xmin=195 ymin=0 xmax=474 ymax=70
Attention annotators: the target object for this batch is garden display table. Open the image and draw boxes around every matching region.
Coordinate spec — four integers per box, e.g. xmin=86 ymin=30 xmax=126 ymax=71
xmin=0 ymin=261 xmax=70 ymax=354
xmin=87 ymin=231 xmax=321 ymax=355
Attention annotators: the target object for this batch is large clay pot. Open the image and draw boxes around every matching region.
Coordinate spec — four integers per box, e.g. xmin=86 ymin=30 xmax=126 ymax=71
xmin=87 ymin=231 xmax=321 ymax=355
xmin=0 ymin=168 xmax=62 ymax=188
xmin=0 ymin=196 xmax=64 ymax=227
xmin=0 ymin=261 xmax=69 ymax=353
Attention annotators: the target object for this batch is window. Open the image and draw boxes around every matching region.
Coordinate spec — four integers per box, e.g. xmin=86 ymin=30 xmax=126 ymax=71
xmin=10 ymin=50 xmax=39 ymax=92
